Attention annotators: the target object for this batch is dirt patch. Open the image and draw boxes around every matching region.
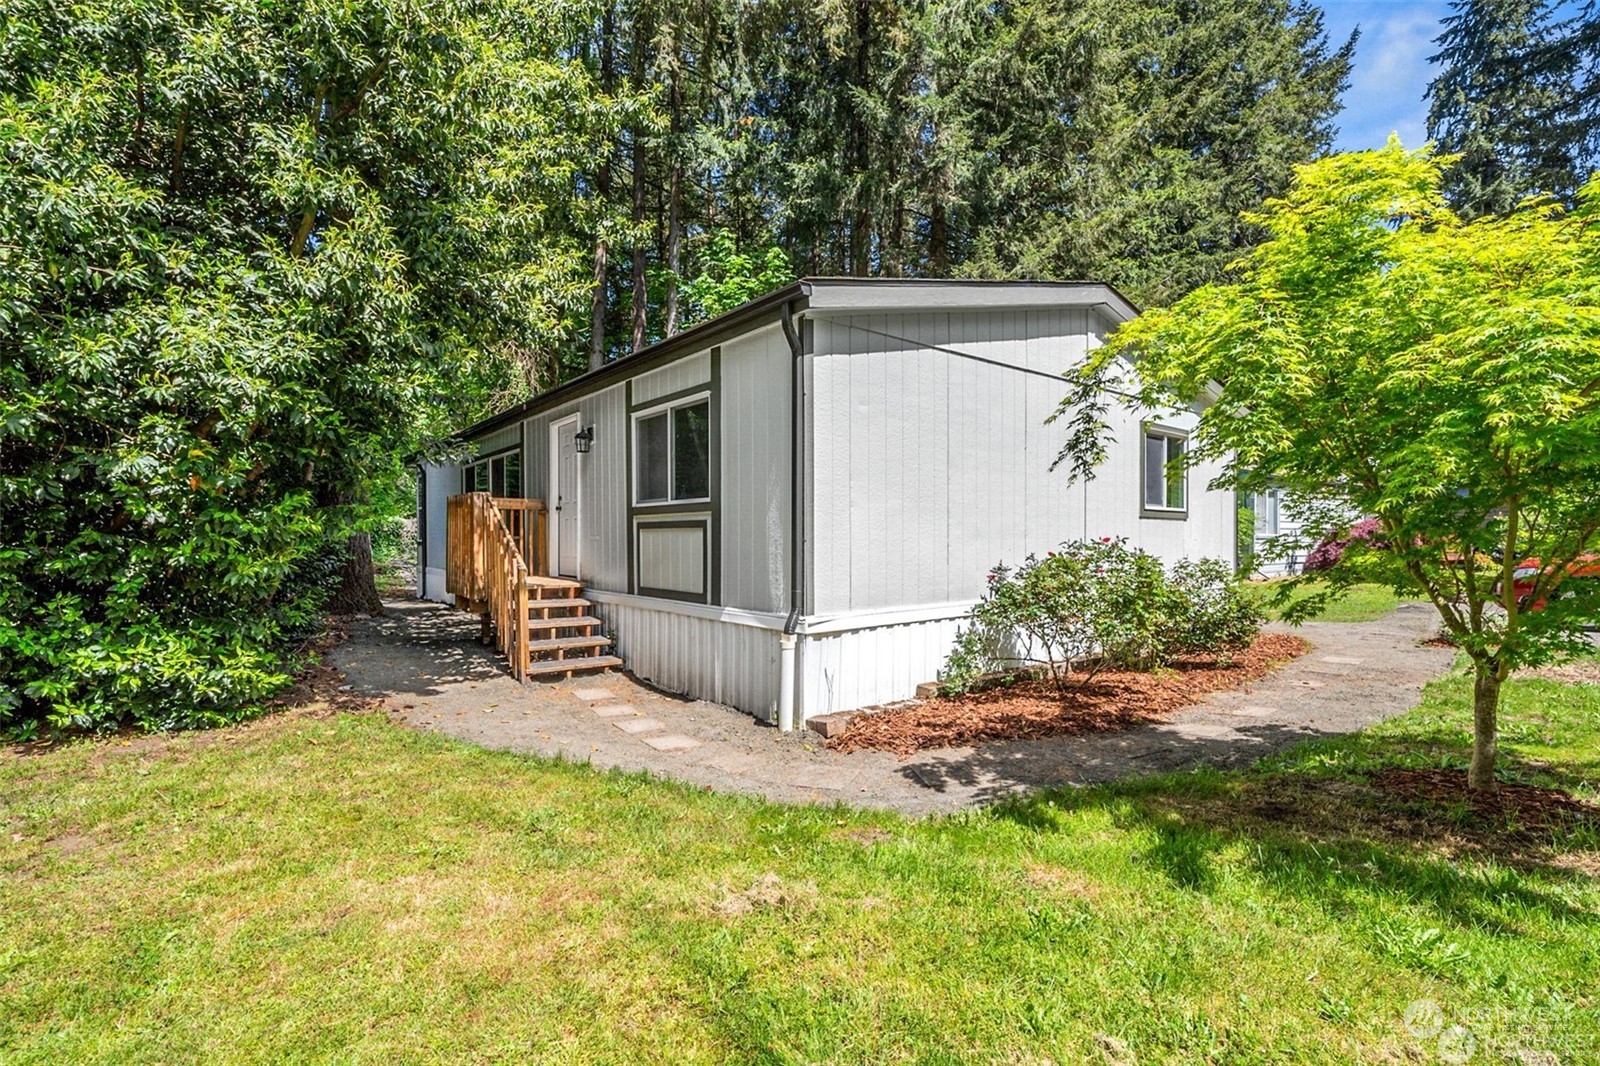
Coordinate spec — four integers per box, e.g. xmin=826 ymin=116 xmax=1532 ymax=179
xmin=834 ymin=827 xmax=893 ymax=847
xmin=267 ymin=616 xmax=386 ymax=715
xmin=1372 ymin=768 xmax=1600 ymax=834
xmin=713 ymin=872 xmax=819 ymax=916
xmin=1023 ymin=862 xmax=1104 ymax=899
xmin=827 ymin=633 xmax=1310 ymax=757
xmin=1522 ymin=661 xmax=1600 ymax=686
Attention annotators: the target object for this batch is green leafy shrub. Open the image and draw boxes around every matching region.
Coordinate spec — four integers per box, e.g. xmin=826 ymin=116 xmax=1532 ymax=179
xmin=0 ymin=0 xmax=608 ymax=736
xmin=940 ymin=539 xmax=1264 ymax=694
xmin=1161 ymin=557 xmax=1266 ymax=664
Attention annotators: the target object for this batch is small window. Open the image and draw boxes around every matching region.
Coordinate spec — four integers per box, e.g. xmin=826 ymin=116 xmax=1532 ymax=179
xmin=471 ymin=463 xmax=490 ymax=493
xmin=489 ymin=453 xmax=522 ymax=498
xmin=635 ymin=398 xmax=710 ymax=504
xmin=1143 ymin=429 xmax=1187 ymax=512
xmin=1254 ymin=489 xmax=1280 ymax=536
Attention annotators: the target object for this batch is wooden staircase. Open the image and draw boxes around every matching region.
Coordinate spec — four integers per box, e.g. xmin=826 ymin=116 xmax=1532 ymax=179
xmin=445 ymin=493 xmax=622 ymax=682
xmin=519 ymin=574 xmax=623 ymax=679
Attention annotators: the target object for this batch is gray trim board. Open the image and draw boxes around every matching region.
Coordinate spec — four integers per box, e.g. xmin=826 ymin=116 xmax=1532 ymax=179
xmin=633 ymin=517 xmax=712 ymax=604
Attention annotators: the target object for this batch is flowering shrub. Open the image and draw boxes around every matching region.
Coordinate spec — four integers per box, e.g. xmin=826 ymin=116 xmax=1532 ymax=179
xmin=940 ymin=539 xmax=1264 ymax=693
xmin=1304 ymin=517 xmax=1387 ymax=572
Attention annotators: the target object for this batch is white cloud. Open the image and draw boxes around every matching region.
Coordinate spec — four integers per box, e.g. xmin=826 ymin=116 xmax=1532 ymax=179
xmin=1317 ymin=1 xmax=1453 ymax=152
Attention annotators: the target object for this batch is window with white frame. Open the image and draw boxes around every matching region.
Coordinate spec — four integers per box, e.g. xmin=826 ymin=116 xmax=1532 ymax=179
xmin=634 ymin=397 xmax=710 ymax=504
xmin=1143 ymin=428 xmax=1187 ymax=513
xmin=1254 ymin=488 xmax=1282 ymax=536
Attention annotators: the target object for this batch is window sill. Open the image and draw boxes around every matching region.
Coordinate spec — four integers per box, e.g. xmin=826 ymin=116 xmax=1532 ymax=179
xmin=1140 ymin=507 xmax=1189 ymax=521
xmin=632 ymin=499 xmax=712 ymax=514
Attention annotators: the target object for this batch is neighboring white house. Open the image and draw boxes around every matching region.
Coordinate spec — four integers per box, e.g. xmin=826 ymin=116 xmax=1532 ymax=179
xmin=416 ymin=279 xmax=1241 ymax=727
xmin=1246 ymin=487 xmax=1306 ymax=577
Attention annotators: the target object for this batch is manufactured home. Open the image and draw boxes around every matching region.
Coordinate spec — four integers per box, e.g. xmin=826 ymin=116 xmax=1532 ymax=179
xmin=416 ymin=279 xmax=1240 ymax=729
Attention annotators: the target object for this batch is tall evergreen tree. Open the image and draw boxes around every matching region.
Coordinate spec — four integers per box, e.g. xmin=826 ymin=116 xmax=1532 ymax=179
xmin=1426 ymin=0 xmax=1588 ymax=217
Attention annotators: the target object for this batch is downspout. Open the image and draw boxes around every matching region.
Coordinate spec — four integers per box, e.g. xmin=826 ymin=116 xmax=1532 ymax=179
xmin=778 ymin=300 xmax=806 ymax=732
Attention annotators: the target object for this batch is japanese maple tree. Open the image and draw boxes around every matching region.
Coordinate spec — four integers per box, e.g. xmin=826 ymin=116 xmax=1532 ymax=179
xmin=1057 ymin=141 xmax=1600 ymax=790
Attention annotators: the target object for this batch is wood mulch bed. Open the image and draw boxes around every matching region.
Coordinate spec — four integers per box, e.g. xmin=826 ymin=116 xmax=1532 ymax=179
xmin=1372 ymin=767 xmax=1600 ymax=833
xmin=827 ymin=632 xmax=1310 ymax=757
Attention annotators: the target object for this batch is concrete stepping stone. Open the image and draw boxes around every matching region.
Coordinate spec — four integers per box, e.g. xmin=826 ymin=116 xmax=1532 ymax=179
xmin=641 ymin=733 xmax=702 ymax=752
xmin=573 ymin=687 xmax=615 ymax=701
xmin=1160 ymin=722 xmax=1243 ymax=740
xmin=1319 ymin=655 xmax=1365 ymax=665
xmin=614 ymin=718 xmax=664 ymax=735
xmin=701 ymin=751 xmax=760 ymax=775
xmin=791 ymin=767 xmax=855 ymax=791
xmin=592 ymin=703 xmax=639 ymax=718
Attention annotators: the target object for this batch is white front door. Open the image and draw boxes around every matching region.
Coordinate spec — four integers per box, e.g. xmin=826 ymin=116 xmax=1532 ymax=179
xmin=551 ymin=416 xmax=580 ymax=578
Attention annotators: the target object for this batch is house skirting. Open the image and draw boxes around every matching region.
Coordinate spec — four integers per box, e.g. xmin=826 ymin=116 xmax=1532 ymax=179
xmin=585 ymin=591 xmax=974 ymax=725
xmin=421 ymin=567 xmax=449 ymax=603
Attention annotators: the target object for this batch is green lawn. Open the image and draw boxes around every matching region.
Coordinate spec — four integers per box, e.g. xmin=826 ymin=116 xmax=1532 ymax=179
xmin=1250 ymin=579 xmax=1429 ymax=623
xmin=2 ymin=664 xmax=1597 ymax=1064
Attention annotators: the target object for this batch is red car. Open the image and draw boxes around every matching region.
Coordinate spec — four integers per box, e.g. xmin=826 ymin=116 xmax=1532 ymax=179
xmin=1509 ymin=554 xmax=1600 ymax=612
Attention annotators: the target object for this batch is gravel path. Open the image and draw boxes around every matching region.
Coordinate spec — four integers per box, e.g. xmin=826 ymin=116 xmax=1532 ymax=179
xmin=332 ymin=599 xmax=1457 ymax=817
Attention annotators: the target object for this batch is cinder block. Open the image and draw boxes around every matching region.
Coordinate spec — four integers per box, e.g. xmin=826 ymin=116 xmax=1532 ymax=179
xmin=805 ymin=712 xmax=855 ymax=739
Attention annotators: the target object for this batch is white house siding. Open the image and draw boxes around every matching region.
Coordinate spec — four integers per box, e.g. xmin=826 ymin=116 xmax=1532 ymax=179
xmin=520 ymin=382 xmax=631 ymax=593
xmin=632 ymin=350 xmax=711 ymax=405
xmin=1250 ymin=489 xmax=1309 ymax=577
xmin=717 ymin=324 xmax=793 ymax=615
xmin=807 ymin=308 xmax=1237 ymax=617
xmin=418 ymin=460 xmax=459 ymax=603
xmin=797 ymin=612 xmax=966 ymax=717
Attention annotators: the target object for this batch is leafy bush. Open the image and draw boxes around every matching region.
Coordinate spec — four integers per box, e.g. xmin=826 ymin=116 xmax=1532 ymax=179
xmin=0 ymin=0 xmax=606 ymax=736
xmin=941 ymin=539 xmax=1264 ymax=693
xmin=1304 ymin=517 xmax=1387 ymax=572
xmin=1161 ymin=557 xmax=1267 ymax=663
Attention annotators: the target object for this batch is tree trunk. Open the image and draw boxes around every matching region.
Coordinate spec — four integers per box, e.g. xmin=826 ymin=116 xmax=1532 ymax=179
xmin=664 ymin=64 xmax=682 ymax=337
xmin=328 ymin=532 xmax=385 ymax=615
xmin=589 ymin=4 xmax=616 ymax=371
xmin=930 ymin=198 xmax=948 ymax=275
xmin=1469 ymin=663 xmax=1501 ymax=791
xmin=629 ymin=14 xmax=649 ymax=352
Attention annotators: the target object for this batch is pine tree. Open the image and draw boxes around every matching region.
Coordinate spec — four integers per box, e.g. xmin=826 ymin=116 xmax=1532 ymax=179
xmin=1426 ymin=0 xmax=1585 ymax=217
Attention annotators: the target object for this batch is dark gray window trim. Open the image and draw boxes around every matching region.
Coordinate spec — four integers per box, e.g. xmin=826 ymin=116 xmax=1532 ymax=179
xmin=627 ymin=348 xmax=721 ymax=605
xmin=630 ymin=391 xmax=712 ymax=507
xmin=633 ymin=517 xmax=712 ymax=604
xmin=461 ymin=442 xmax=527 ymax=497
xmin=1140 ymin=422 xmax=1190 ymax=521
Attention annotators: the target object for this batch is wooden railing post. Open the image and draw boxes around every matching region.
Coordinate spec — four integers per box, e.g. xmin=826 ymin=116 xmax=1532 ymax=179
xmin=444 ymin=493 xmax=548 ymax=682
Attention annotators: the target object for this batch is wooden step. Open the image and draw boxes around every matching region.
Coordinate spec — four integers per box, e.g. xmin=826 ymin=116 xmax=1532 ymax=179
xmin=524 ymin=575 xmax=583 ymax=592
xmin=526 ymin=635 xmax=612 ymax=655
xmin=522 ymin=597 xmax=592 ymax=613
xmin=524 ymin=614 xmax=603 ymax=632
xmin=522 ymin=655 xmax=625 ymax=679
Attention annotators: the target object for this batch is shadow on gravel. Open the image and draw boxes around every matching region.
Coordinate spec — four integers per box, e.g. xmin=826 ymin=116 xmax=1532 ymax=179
xmin=335 ymin=599 xmax=510 ymax=697
xmin=896 ymin=720 xmax=1352 ymax=804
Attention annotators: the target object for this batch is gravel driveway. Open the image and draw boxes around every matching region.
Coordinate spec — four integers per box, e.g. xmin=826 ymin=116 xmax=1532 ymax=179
xmin=333 ymin=599 xmax=1457 ymax=817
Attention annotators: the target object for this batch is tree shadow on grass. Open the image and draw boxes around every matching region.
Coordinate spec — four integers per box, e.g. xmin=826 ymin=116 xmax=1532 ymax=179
xmin=989 ymin=762 xmax=1600 ymax=935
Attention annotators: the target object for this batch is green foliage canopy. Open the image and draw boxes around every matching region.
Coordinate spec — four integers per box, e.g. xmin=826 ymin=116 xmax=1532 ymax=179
xmin=1059 ymin=142 xmax=1600 ymax=787
xmin=0 ymin=0 xmax=614 ymax=732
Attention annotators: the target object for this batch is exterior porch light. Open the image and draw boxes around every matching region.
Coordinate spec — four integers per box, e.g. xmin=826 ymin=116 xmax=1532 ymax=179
xmin=574 ymin=425 xmax=595 ymax=454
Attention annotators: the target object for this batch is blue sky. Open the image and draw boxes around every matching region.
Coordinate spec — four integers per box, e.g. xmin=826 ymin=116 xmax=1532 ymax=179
xmin=1318 ymin=0 xmax=1455 ymax=152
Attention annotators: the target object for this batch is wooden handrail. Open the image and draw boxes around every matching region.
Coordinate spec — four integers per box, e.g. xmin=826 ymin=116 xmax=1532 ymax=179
xmin=444 ymin=493 xmax=549 ymax=681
